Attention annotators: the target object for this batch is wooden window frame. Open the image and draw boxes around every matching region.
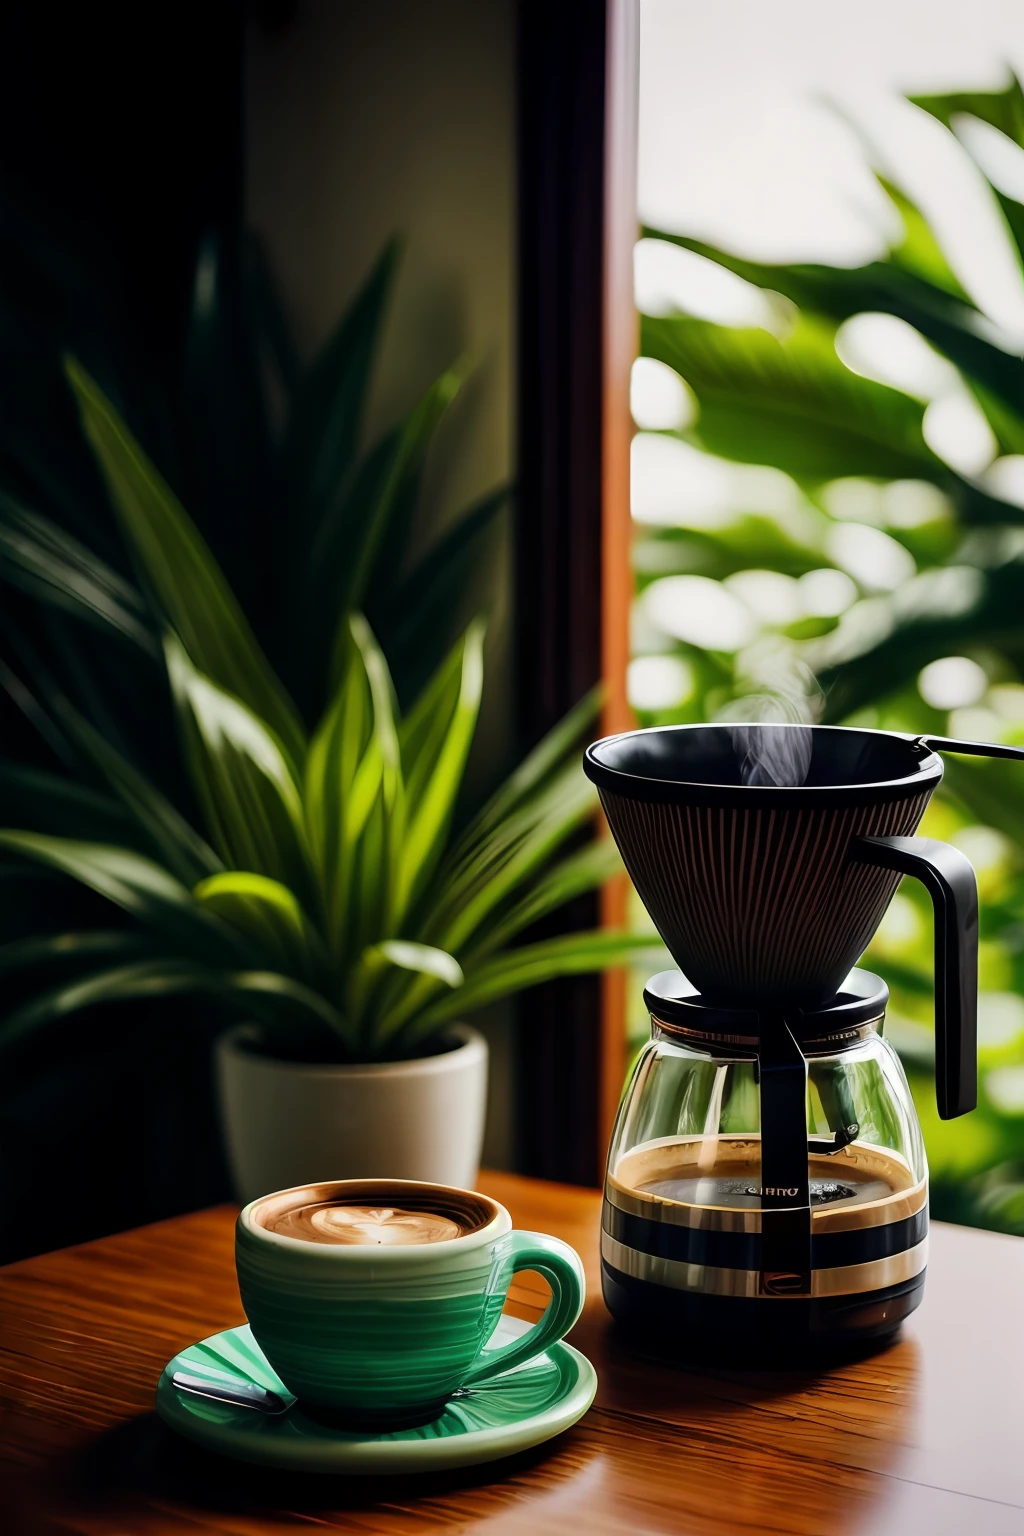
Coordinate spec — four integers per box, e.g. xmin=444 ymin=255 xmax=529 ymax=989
xmin=514 ymin=0 xmax=639 ymax=1185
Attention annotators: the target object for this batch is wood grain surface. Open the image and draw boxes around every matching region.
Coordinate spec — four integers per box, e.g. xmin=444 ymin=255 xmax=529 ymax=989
xmin=2 ymin=1171 xmax=1023 ymax=1534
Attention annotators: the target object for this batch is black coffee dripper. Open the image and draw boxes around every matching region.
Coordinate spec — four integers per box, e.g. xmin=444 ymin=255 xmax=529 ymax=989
xmin=585 ymin=723 xmax=1024 ymax=1294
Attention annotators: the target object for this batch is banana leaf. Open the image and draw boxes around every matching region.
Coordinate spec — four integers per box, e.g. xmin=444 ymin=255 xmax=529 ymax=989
xmin=643 ymin=311 xmax=938 ymax=483
xmin=643 ymin=227 xmax=1024 ymax=419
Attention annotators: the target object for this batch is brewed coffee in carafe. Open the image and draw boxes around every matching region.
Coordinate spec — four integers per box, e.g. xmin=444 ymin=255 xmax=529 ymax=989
xmin=585 ymin=723 xmax=1020 ymax=1350
xmin=618 ymin=1143 xmax=906 ymax=1215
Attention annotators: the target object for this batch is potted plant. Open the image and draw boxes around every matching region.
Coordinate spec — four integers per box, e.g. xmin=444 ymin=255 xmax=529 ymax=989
xmin=0 ymin=246 xmax=650 ymax=1199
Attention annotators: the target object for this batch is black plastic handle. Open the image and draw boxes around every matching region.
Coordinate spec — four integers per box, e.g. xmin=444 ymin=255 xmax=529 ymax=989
xmin=855 ymin=835 xmax=978 ymax=1119
xmin=915 ymin=735 xmax=1024 ymax=763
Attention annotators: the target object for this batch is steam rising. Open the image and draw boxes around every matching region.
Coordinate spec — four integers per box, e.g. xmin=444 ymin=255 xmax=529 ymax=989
xmin=718 ymin=666 xmax=821 ymax=787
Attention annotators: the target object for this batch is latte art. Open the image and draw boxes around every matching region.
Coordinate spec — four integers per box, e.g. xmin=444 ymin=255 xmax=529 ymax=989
xmin=272 ymin=1202 xmax=464 ymax=1246
xmin=251 ymin=1182 xmax=493 ymax=1247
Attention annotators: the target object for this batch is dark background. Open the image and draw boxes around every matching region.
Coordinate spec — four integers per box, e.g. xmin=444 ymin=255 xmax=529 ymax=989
xmin=0 ymin=5 xmax=246 ymax=1260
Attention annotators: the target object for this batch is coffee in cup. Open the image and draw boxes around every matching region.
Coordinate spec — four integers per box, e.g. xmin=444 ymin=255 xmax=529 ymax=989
xmin=236 ymin=1178 xmax=585 ymax=1426
xmin=253 ymin=1183 xmax=489 ymax=1246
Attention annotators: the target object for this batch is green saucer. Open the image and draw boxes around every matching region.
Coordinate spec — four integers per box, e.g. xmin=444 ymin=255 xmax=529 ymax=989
xmin=156 ymin=1316 xmax=597 ymax=1474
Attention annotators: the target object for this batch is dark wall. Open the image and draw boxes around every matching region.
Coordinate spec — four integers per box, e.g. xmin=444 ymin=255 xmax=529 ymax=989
xmin=0 ymin=5 xmax=244 ymax=1262
xmin=0 ymin=6 xmax=242 ymax=366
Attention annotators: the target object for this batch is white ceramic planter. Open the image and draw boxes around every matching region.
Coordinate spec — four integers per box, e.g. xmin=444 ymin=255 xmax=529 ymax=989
xmin=215 ymin=1024 xmax=488 ymax=1204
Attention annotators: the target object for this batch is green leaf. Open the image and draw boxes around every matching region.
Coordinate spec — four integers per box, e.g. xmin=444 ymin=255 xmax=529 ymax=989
xmin=0 ymin=763 xmax=138 ymax=843
xmin=350 ymin=939 xmax=463 ymax=1023
xmin=401 ymin=930 xmax=665 ymax=1043
xmin=0 ymin=960 xmax=220 ymax=1049
xmin=466 ymin=837 xmax=623 ymax=959
xmin=304 ymin=630 xmax=375 ymax=957
xmin=642 ymin=311 xmax=937 ymax=482
xmin=370 ymin=939 xmax=464 ymax=988
xmin=165 ymin=633 xmax=313 ymax=898
xmin=968 ymin=381 xmax=1024 ymax=458
xmin=394 ymin=619 xmax=484 ymax=922
xmin=377 ymin=483 xmax=508 ymax=704
xmin=0 ymin=493 xmax=156 ymax=653
xmin=642 ymin=228 xmax=1024 ymax=418
xmin=0 ymin=959 xmax=348 ymax=1053
xmin=65 ymin=357 xmax=306 ymax=765
xmin=244 ymin=231 xmax=301 ymax=398
xmin=306 ymin=614 xmax=405 ymax=965
xmin=193 ymin=871 xmax=324 ymax=982
xmin=426 ymin=765 xmax=600 ymax=966
xmin=912 ymin=82 xmax=1024 ymax=271
xmin=814 ymin=558 xmax=1024 ymax=720
xmin=453 ymin=686 xmax=602 ymax=858
xmin=875 ymin=175 xmax=972 ymax=300
xmin=288 ymin=238 xmax=400 ymax=534
xmin=221 ymin=969 xmax=348 ymax=1043
xmin=346 ymin=614 xmax=406 ymax=940
xmin=911 ymin=76 xmax=1024 ymax=150
xmin=350 ymin=938 xmax=466 ymax=1048
xmin=0 ymin=831 xmax=239 ymax=963
xmin=940 ymin=756 xmax=1024 ymax=852
xmin=349 ymin=615 xmax=402 ymax=803
xmin=51 ymin=696 xmax=221 ymax=886
xmin=0 ymin=930 xmax=148 ymax=976
xmin=634 ymin=514 xmax=828 ymax=580
xmin=0 ymin=660 xmax=71 ymax=771
xmin=323 ymin=360 xmax=471 ymax=681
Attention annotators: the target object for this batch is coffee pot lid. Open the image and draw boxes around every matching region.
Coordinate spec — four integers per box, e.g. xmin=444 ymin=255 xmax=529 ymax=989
xmin=644 ymin=966 xmax=889 ymax=1038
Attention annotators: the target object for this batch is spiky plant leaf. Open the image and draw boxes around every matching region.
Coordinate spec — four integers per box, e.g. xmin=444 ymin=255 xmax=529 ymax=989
xmin=377 ymin=483 xmax=507 ymax=703
xmin=51 ymin=695 xmax=221 ymax=886
xmin=454 ymin=686 xmax=602 ymax=856
xmin=322 ymin=360 xmax=471 ymax=684
xmin=394 ymin=618 xmax=484 ymax=922
xmin=65 ymin=358 xmax=306 ymax=764
xmin=464 ymin=837 xmax=623 ymax=960
xmin=288 ymin=237 xmax=400 ymax=537
xmin=0 ymin=959 xmax=348 ymax=1053
xmin=0 ymin=831 xmax=241 ymax=963
xmin=0 ymin=930 xmax=149 ymax=976
xmin=193 ymin=871 xmax=325 ymax=984
xmin=0 ymin=493 xmax=156 ymax=653
xmin=402 ymin=930 xmax=665 ymax=1045
xmin=0 ymin=762 xmax=138 ymax=844
xmin=165 ymin=634 xmax=312 ymax=899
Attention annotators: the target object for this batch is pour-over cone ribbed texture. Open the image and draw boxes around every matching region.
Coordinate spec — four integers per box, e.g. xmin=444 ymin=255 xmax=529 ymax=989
xmin=598 ymin=787 xmax=932 ymax=1006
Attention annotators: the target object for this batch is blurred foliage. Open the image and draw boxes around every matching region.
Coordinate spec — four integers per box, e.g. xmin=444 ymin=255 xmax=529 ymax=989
xmin=633 ymin=75 xmax=1024 ymax=1234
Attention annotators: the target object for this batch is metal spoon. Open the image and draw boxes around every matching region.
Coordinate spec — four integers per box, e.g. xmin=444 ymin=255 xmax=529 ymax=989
xmin=171 ymin=1369 xmax=292 ymax=1415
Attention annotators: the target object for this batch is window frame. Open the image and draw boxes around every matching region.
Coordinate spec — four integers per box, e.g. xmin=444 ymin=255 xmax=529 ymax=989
xmin=514 ymin=0 xmax=639 ymax=1185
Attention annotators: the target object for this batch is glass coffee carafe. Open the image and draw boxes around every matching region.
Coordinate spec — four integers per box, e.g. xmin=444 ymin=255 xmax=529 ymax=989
xmin=610 ymin=971 xmax=925 ymax=1204
xmin=602 ymin=968 xmax=929 ymax=1346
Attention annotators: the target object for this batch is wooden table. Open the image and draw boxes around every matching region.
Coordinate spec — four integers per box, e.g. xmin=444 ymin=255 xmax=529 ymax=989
xmin=2 ymin=1173 xmax=1023 ymax=1535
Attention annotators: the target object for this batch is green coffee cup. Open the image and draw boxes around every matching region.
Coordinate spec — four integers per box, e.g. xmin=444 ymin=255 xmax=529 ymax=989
xmin=236 ymin=1178 xmax=586 ymax=1425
